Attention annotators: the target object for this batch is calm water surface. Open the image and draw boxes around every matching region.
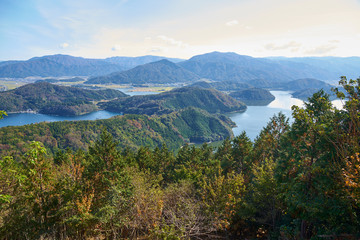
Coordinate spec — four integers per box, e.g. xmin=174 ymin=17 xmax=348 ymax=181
xmin=117 ymin=88 xmax=159 ymax=96
xmin=0 ymin=111 xmax=121 ymax=128
xmin=0 ymin=88 xmax=158 ymax=128
xmin=0 ymin=90 xmax=344 ymax=140
xmin=229 ymin=91 xmax=343 ymax=141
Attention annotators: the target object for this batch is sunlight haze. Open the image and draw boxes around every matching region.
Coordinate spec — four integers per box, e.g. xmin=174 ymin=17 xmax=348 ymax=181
xmin=1 ymin=0 xmax=360 ymax=60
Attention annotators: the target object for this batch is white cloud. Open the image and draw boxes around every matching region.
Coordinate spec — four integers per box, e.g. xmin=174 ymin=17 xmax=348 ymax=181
xmin=264 ymin=41 xmax=302 ymax=51
xmin=305 ymin=44 xmax=337 ymax=55
xmin=226 ymin=20 xmax=238 ymax=26
xmin=59 ymin=42 xmax=69 ymax=48
xmin=157 ymin=35 xmax=188 ymax=48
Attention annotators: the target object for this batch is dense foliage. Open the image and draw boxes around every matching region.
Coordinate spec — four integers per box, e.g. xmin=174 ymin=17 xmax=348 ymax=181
xmin=189 ymin=80 xmax=253 ymax=91
xmin=229 ymin=88 xmax=275 ymax=106
xmin=101 ymin=87 xmax=246 ymax=115
xmin=284 ymin=78 xmax=334 ymax=100
xmin=0 ymin=82 xmax=127 ymax=115
xmin=0 ymin=107 xmax=234 ymax=157
xmin=1 ymin=77 xmax=360 ymax=239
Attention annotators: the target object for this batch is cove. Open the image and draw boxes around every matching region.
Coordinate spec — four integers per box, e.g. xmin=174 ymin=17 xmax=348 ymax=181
xmin=0 ymin=110 xmax=121 ymax=128
xmin=0 ymin=88 xmax=158 ymax=128
xmin=228 ymin=91 xmax=343 ymax=141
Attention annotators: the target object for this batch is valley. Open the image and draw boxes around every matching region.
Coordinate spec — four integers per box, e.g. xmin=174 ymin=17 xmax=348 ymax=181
xmin=0 ymin=51 xmax=357 ymax=239
xmin=3 ymin=0 xmax=360 ymax=238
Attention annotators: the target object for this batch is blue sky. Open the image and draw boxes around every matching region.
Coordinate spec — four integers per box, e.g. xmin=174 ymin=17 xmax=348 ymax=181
xmin=1 ymin=0 xmax=360 ymax=60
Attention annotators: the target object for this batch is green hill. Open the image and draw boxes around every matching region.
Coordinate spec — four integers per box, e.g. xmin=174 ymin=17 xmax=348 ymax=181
xmin=0 ymin=82 xmax=127 ymax=116
xmin=189 ymin=81 xmax=253 ymax=91
xmin=284 ymin=78 xmax=333 ymax=91
xmin=229 ymin=88 xmax=275 ymax=105
xmin=100 ymin=87 xmax=246 ymax=115
xmin=0 ymin=107 xmax=234 ymax=155
xmin=283 ymin=78 xmax=335 ymax=100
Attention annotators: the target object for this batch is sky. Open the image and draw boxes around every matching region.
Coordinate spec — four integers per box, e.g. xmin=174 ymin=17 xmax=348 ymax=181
xmin=1 ymin=0 xmax=360 ymax=60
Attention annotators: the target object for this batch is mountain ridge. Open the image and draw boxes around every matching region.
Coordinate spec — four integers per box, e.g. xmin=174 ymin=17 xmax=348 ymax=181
xmin=100 ymin=86 xmax=246 ymax=115
xmin=1 ymin=52 xmax=359 ymax=83
xmin=85 ymin=59 xmax=200 ymax=84
xmin=178 ymin=51 xmax=336 ymax=82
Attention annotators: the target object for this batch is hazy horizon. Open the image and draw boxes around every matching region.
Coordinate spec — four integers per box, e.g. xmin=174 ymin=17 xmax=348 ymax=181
xmin=3 ymin=51 xmax=360 ymax=63
xmin=1 ymin=0 xmax=360 ymax=61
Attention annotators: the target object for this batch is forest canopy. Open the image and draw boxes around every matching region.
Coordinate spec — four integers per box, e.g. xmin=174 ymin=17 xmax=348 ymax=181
xmin=0 ymin=77 xmax=360 ymax=239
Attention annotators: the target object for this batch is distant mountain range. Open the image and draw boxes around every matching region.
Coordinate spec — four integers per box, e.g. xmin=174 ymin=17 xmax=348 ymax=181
xmin=86 ymin=59 xmax=200 ymax=84
xmin=104 ymin=55 xmax=184 ymax=69
xmin=0 ymin=54 xmax=183 ymax=78
xmin=1 ymin=52 xmax=359 ymax=84
xmin=267 ymin=56 xmax=360 ymax=81
xmin=178 ymin=52 xmax=335 ymax=82
xmin=0 ymin=55 xmax=124 ymax=78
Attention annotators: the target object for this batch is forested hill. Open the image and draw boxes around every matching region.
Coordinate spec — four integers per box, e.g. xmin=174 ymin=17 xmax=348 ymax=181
xmin=1 ymin=78 xmax=360 ymax=239
xmin=229 ymin=88 xmax=275 ymax=105
xmin=100 ymin=87 xmax=246 ymax=115
xmin=85 ymin=59 xmax=200 ymax=84
xmin=0 ymin=107 xmax=234 ymax=155
xmin=0 ymin=82 xmax=127 ymax=116
xmin=284 ymin=78 xmax=333 ymax=91
xmin=189 ymin=80 xmax=253 ymax=91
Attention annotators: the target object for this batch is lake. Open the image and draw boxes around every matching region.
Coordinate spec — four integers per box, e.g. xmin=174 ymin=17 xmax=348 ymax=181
xmin=229 ymin=91 xmax=344 ymax=140
xmin=0 ymin=110 xmax=121 ymax=128
xmin=116 ymin=88 xmax=160 ymax=96
xmin=0 ymin=90 xmax=344 ymax=141
xmin=0 ymin=88 xmax=157 ymax=128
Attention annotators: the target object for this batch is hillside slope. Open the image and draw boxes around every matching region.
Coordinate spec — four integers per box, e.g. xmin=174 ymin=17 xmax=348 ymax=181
xmin=0 ymin=107 xmax=234 ymax=155
xmin=86 ymin=59 xmax=200 ymax=84
xmin=104 ymin=55 xmax=184 ymax=70
xmin=100 ymin=87 xmax=246 ymax=115
xmin=268 ymin=56 xmax=360 ymax=81
xmin=178 ymin=52 xmax=334 ymax=82
xmin=0 ymin=82 xmax=127 ymax=115
xmin=229 ymin=88 xmax=275 ymax=105
xmin=283 ymin=78 xmax=333 ymax=91
xmin=0 ymin=54 xmax=124 ymax=77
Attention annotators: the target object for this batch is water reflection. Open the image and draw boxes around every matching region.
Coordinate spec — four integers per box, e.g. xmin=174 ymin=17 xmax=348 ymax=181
xmin=268 ymin=91 xmax=304 ymax=109
xmin=331 ymin=99 xmax=345 ymax=109
xmin=229 ymin=91 xmax=343 ymax=141
xmin=117 ymin=88 xmax=158 ymax=96
xmin=0 ymin=111 xmax=121 ymax=128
